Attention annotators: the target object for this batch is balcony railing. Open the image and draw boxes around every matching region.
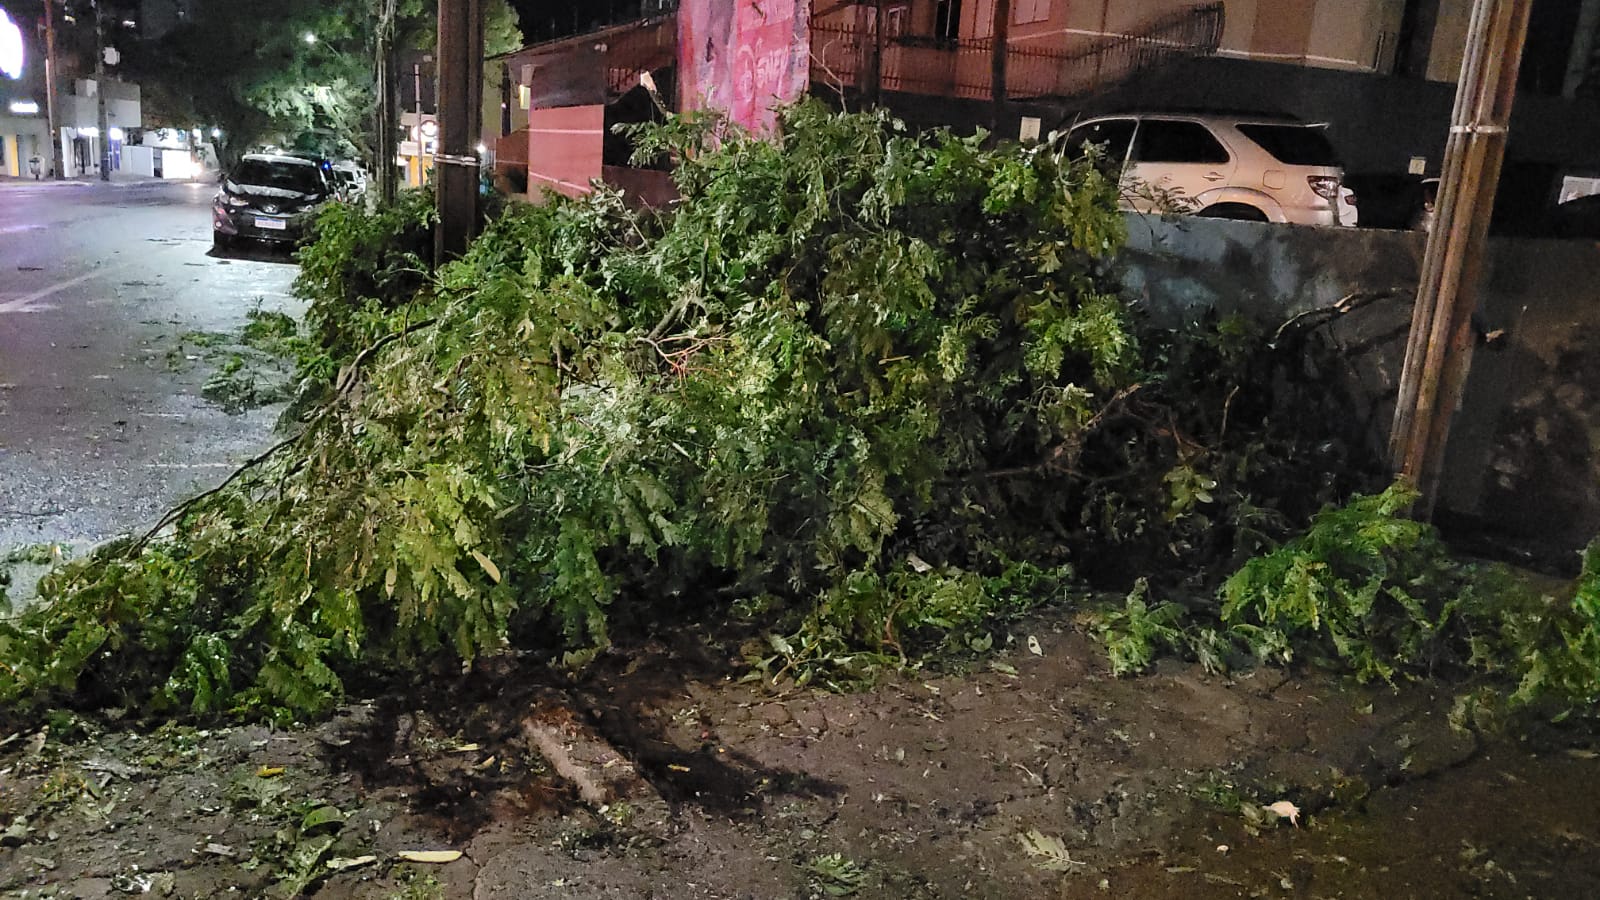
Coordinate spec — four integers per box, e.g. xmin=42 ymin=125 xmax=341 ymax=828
xmin=811 ymin=2 xmax=1225 ymax=102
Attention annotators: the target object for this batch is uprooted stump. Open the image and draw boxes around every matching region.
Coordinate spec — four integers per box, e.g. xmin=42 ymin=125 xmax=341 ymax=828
xmin=520 ymin=694 xmax=673 ymax=838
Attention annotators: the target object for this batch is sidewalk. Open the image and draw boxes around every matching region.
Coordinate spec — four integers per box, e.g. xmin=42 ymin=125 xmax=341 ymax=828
xmin=0 ymin=175 xmax=93 ymax=189
xmin=0 ymin=171 xmax=212 ymax=189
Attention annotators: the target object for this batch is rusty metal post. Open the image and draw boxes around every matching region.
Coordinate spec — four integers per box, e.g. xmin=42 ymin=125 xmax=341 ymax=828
xmin=1389 ymin=0 xmax=1533 ymax=518
xmin=991 ymin=0 xmax=1011 ymax=129
xmin=868 ymin=0 xmax=885 ymax=105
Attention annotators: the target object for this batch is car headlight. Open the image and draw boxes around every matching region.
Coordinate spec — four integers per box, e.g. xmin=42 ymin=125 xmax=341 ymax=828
xmin=222 ymin=193 xmax=251 ymax=208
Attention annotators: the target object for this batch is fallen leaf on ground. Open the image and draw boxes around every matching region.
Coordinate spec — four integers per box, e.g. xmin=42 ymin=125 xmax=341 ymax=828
xmin=201 ymin=843 xmax=236 ymax=858
xmin=255 ymin=765 xmax=285 ymax=778
xmin=327 ymin=855 xmax=378 ymax=871
xmin=1027 ymin=635 xmax=1044 ymax=656
xmin=1264 ymin=800 xmax=1301 ymax=826
xmin=397 ymin=850 xmax=463 ymax=863
xmin=1017 ymin=829 xmax=1082 ymax=871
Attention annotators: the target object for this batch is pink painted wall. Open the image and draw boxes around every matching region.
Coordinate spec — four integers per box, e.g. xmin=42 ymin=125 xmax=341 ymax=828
xmin=526 ymin=105 xmax=605 ymax=199
xmin=678 ymin=0 xmax=810 ymax=133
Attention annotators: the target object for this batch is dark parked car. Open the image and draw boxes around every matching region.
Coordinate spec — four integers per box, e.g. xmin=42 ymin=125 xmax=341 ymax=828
xmin=1542 ymin=193 xmax=1600 ymax=239
xmin=212 ymin=154 xmax=332 ymax=251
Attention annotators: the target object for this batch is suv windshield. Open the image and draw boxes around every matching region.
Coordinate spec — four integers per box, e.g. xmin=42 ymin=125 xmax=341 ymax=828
xmin=230 ymin=159 xmax=324 ymax=194
xmin=1234 ymin=124 xmax=1340 ymax=167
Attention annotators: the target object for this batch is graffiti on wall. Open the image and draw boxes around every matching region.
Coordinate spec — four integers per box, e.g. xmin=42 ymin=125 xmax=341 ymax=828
xmin=678 ymin=0 xmax=809 ymax=133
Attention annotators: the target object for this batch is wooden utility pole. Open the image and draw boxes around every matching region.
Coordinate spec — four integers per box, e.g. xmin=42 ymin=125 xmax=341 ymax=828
xmin=434 ymin=0 xmax=483 ymax=261
xmin=991 ymin=0 xmax=1011 ymax=129
xmin=1389 ymin=0 xmax=1534 ymax=517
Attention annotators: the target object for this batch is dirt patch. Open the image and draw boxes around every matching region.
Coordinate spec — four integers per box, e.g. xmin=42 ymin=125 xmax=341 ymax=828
xmin=1 ymin=620 xmax=1596 ymax=899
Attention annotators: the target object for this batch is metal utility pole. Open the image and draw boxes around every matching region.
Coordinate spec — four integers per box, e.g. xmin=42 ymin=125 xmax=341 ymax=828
xmin=374 ymin=0 xmax=400 ymax=204
xmin=1389 ymin=0 xmax=1534 ymax=517
xmin=412 ymin=55 xmax=432 ymax=187
xmin=434 ymin=0 xmax=483 ymax=261
xmin=42 ymin=0 xmax=61 ymax=179
xmin=93 ymin=0 xmax=110 ymax=181
xmin=414 ymin=57 xmax=424 ymax=126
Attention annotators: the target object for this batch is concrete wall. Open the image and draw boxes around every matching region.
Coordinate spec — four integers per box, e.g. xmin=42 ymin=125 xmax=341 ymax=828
xmin=1117 ymin=215 xmax=1600 ymax=561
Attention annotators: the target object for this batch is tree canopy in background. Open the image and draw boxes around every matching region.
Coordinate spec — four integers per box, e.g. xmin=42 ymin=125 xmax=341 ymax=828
xmin=122 ymin=0 xmax=523 ymax=168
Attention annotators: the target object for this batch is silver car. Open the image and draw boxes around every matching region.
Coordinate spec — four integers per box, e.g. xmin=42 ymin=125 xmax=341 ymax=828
xmin=1056 ymin=112 xmax=1359 ymax=227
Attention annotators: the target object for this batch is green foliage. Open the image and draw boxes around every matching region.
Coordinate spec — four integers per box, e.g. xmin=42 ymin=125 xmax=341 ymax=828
xmin=1 ymin=104 xmax=1143 ymax=722
xmin=293 ymin=189 xmax=438 ymax=373
xmin=1090 ymin=579 xmax=1188 ymax=676
xmin=241 ymin=308 xmax=302 ymax=357
xmin=755 ymin=559 xmax=1075 ymax=687
xmin=0 ymin=103 xmax=1503 ymax=726
xmin=804 ymin=853 xmax=867 ymax=896
xmin=1220 ymin=483 xmax=1457 ymax=682
xmin=1508 ymin=538 xmax=1600 ymax=712
xmin=1093 ymin=484 xmax=1600 ymax=719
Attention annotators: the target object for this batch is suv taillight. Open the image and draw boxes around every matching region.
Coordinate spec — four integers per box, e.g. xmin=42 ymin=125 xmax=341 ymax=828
xmin=1307 ymin=175 xmax=1341 ymax=201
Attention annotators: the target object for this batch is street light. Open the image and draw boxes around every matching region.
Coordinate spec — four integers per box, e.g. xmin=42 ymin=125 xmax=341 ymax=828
xmin=303 ymin=32 xmax=317 ymax=45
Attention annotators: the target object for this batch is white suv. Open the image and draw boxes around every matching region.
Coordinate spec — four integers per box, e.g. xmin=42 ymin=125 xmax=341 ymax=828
xmin=1056 ymin=113 xmax=1358 ymax=227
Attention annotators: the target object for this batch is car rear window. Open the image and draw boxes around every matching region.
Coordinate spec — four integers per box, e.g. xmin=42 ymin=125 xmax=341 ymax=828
xmin=230 ymin=160 xmax=324 ymax=193
xmin=1132 ymin=120 xmax=1230 ymax=165
xmin=1235 ymin=124 xmax=1340 ymax=167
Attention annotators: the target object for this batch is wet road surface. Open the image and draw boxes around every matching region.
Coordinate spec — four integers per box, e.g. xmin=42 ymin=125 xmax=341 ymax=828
xmin=0 ymin=180 xmax=301 ymax=562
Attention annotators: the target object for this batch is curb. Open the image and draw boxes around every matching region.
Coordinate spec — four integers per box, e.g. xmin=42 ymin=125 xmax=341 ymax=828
xmin=0 ymin=179 xmax=204 ymax=190
xmin=0 ymin=180 xmax=94 ymax=189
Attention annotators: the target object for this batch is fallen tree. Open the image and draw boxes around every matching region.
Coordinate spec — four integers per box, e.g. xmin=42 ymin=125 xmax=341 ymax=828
xmin=9 ymin=102 xmax=1588 ymax=726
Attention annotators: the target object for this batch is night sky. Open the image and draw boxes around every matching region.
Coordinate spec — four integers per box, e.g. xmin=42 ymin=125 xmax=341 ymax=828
xmin=509 ymin=0 xmax=664 ymax=46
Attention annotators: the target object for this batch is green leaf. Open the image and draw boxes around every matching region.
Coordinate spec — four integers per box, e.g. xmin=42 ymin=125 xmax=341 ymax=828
xmin=470 ymin=551 xmax=502 ymax=585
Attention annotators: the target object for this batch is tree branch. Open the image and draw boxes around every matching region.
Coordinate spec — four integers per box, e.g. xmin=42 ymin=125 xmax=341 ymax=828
xmin=127 ymin=316 xmax=443 ymax=555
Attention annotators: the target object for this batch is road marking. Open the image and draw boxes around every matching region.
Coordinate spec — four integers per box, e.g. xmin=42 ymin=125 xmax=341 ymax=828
xmin=144 ymin=462 xmax=238 ymax=469
xmin=0 ymin=268 xmax=119 ymax=314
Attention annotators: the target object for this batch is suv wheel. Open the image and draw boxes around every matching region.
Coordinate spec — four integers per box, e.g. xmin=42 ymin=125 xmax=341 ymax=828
xmin=1198 ymin=203 xmax=1269 ymax=222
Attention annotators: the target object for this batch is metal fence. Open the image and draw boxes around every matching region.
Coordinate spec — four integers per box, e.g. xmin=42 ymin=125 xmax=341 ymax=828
xmin=811 ymin=2 xmax=1225 ymax=102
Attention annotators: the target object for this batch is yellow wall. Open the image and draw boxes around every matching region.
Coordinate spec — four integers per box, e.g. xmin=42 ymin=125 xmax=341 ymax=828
xmin=3 ymin=135 xmax=19 ymax=177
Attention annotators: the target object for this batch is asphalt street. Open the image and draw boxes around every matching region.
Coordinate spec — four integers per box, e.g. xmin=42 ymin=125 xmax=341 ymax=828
xmin=0 ymin=180 xmax=302 ymax=566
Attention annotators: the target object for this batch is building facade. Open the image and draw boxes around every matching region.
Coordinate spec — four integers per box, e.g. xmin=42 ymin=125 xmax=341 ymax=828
xmin=0 ymin=1 xmax=145 ymax=180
